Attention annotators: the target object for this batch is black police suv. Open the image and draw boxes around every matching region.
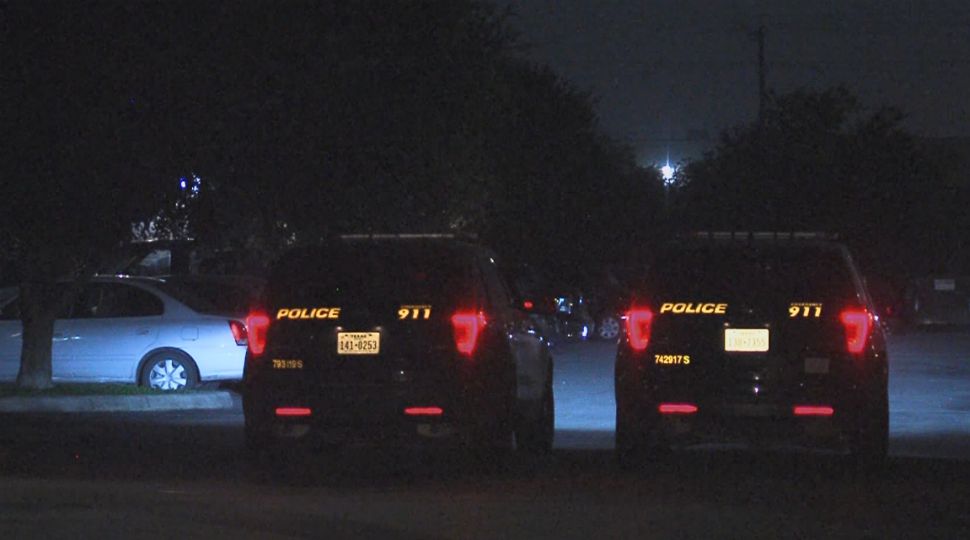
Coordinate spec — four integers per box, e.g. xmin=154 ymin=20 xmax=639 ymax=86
xmin=242 ymin=235 xmax=554 ymax=457
xmin=615 ymin=233 xmax=889 ymax=464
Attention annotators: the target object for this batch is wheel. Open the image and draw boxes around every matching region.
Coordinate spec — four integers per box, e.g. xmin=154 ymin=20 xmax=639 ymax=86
xmin=517 ymin=375 xmax=555 ymax=455
xmin=597 ymin=315 xmax=621 ymax=341
xmin=849 ymin=397 xmax=889 ymax=468
xmin=615 ymin=406 xmax=668 ymax=469
xmin=140 ymin=350 xmax=199 ymax=391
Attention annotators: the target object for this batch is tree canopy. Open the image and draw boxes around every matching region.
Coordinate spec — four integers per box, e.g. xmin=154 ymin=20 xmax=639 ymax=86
xmin=2 ymin=1 xmax=660 ymax=387
xmin=669 ymin=87 xmax=961 ymax=280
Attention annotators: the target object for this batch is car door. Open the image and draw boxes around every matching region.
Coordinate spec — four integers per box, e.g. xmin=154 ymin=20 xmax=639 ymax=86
xmin=68 ymin=283 xmax=162 ymax=382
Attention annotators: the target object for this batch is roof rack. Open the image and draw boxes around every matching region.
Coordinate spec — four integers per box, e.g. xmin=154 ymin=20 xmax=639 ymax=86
xmin=685 ymin=231 xmax=838 ymax=241
xmin=338 ymin=233 xmax=479 ymax=241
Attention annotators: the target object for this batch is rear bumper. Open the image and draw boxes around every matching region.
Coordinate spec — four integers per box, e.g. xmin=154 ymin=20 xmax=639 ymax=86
xmin=626 ymin=403 xmax=848 ymax=450
xmin=242 ymin=368 xmax=508 ymax=448
xmin=615 ymin=351 xmax=888 ymax=451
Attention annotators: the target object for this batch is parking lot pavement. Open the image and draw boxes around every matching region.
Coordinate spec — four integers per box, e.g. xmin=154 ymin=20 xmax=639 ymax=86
xmin=551 ymin=340 xmax=617 ymax=450
xmin=551 ymin=330 xmax=970 ymax=460
xmin=887 ymin=330 xmax=970 ymax=460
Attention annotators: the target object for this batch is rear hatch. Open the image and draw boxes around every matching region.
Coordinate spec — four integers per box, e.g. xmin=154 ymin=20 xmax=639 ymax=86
xmin=643 ymin=243 xmax=864 ymax=405
xmin=262 ymin=243 xmax=478 ymax=390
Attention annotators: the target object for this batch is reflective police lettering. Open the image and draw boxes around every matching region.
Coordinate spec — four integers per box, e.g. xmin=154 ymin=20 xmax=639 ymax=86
xmin=276 ymin=307 xmax=341 ymax=320
xmin=659 ymin=302 xmax=728 ymax=315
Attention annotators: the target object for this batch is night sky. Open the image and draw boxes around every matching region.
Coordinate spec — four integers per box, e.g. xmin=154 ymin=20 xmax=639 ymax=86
xmin=505 ymin=0 xmax=970 ymax=167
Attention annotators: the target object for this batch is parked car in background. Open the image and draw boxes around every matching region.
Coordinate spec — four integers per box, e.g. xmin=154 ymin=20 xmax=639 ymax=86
xmin=0 ymin=287 xmax=15 ymax=308
xmin=585 ymin=278 xmax=631 ymax=342
xmin=502 ymin=263 xmax=561 ymax=344
xmin=0 ymin=275 xmax=249 ymax=390
xmin=902 ymin=276 xmax=970 ymax=328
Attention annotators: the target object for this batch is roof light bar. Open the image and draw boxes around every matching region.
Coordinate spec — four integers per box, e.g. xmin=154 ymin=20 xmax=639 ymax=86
xmin=686 ymin=231 xmax=837 ymax=241
xmin=339 ymin=233 xmax=478 ymax=240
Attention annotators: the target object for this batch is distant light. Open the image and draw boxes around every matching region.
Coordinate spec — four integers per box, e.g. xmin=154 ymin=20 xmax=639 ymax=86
xmin=179 ymin=177 xmax=188 ymax=190
xmin=661 ymin=164 xmax=675 ymax=181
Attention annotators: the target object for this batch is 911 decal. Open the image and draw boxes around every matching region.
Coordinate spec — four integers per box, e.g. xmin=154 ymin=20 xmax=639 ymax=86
xmin=659 ymin=302 xmax=727 ymax=315
xmin=789 ymin=303 xmax=822 ymax=318
xmin=398 ymin=305 xmax=432 ymax=320
xmin=276 ymin=307 xmax=341 ymax=320
xmin=655 ymin=354 xmax=691 ymax=365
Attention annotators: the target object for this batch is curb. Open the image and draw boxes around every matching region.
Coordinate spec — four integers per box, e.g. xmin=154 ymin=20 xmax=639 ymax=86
xmin=0 ymin=390 xmax=235 ymax=413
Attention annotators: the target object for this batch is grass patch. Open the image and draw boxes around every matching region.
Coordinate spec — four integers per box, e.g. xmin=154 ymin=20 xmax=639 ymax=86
xmin=0 ymin=383 xmax=197 ymax=398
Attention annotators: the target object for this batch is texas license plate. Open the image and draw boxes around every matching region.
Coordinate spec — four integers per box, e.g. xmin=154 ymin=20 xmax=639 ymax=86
xmin=724 ymin=328 xmax=769 ymax=352
xmin=337 ymin=332 xmax=380 ymax=355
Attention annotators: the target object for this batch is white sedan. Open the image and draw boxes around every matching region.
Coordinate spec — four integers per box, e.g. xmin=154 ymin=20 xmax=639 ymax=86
xmin=0 ymin=276 xmax=248 ymax=390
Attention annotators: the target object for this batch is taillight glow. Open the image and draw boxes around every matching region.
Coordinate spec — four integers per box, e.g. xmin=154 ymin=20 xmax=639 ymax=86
xmin=275 ymin=407 xmax=312 ymax=417
xmin=626 ymin=308 xmax=654 ymax=351
xmin=793 ymin=405 xmax=835 ymax=416
xmin=523 ymin=300 xmax=534 ymax=310
xmin=404 ymin=406 xmax=444 ymax=416
xmin=246 ymin=311 xmax=271 ymax=357
xmin=658 ymin=403 xmax=698 ymax=414
xmin=451 ymin=311 xmax=486 ymax=356
xmin=229 ymin=320 xmax=248 ymax=346
xmin=839 ymin=309 xmax=872 ymax=354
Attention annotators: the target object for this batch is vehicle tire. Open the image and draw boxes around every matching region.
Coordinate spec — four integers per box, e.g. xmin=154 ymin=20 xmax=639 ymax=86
xmin=140 ymin=350 xmax=199 ymax=391
xmin=517 ymin=376 xmax=555 ymax=455
xmin=597 ymin=315 xmax=622 ymax=341
xmin=849 ymin=396 xmax=889 ymax=469
xmin=615 ymin=408 xmax=667 ymax=469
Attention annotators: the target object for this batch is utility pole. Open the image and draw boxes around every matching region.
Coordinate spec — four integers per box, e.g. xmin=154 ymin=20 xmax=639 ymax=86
xmin=753 ymin=25 xmax=766 ymax=127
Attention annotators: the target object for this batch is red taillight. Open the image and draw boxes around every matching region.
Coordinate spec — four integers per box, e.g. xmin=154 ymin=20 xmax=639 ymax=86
xmin=246 ymin=310 xmax=271 ymax=357
xmin=658 ymin=403 xmax=698 ymax=414
xmin=275 ymin=407 xmax=312 ymax=417
xmin=229 ymin=320 xmax=247 ymax=346
xmin=625 ymin=308 xmax=654 ymax=351
xmin=451 ymin=311 xmax=486 ymax=356
xmin=404 ymin=406 xmax=444 ymax=416
xmin=793 ymin=405 xmax=834 ymax=416
xmin=523 ymin=300 xmax=534 ymax=310
xmin=839 ymin=309 xmax=872 ymax=354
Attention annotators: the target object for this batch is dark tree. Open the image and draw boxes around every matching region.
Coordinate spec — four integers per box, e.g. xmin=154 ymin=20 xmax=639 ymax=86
xmin=2 ymin=3 xmax=185 ymax=388
xmin=2 ymin=1 xmax=659 ymax=387
xmin=669 ymin=87 xmax=952 ymax=280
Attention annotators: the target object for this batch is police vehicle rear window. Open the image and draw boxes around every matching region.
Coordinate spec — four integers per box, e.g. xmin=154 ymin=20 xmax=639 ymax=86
xmin=266 ymin=244 xmax=470 ymax=308
xmin=645 ymin=245 xmax=858 ymax=302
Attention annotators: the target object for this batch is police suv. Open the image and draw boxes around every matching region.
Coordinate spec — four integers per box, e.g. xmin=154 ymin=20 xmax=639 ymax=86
xmin=242 ymin=235 xmax=554 ymax=458
xmin=615 ymin=232 xmax=889 ymax=464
